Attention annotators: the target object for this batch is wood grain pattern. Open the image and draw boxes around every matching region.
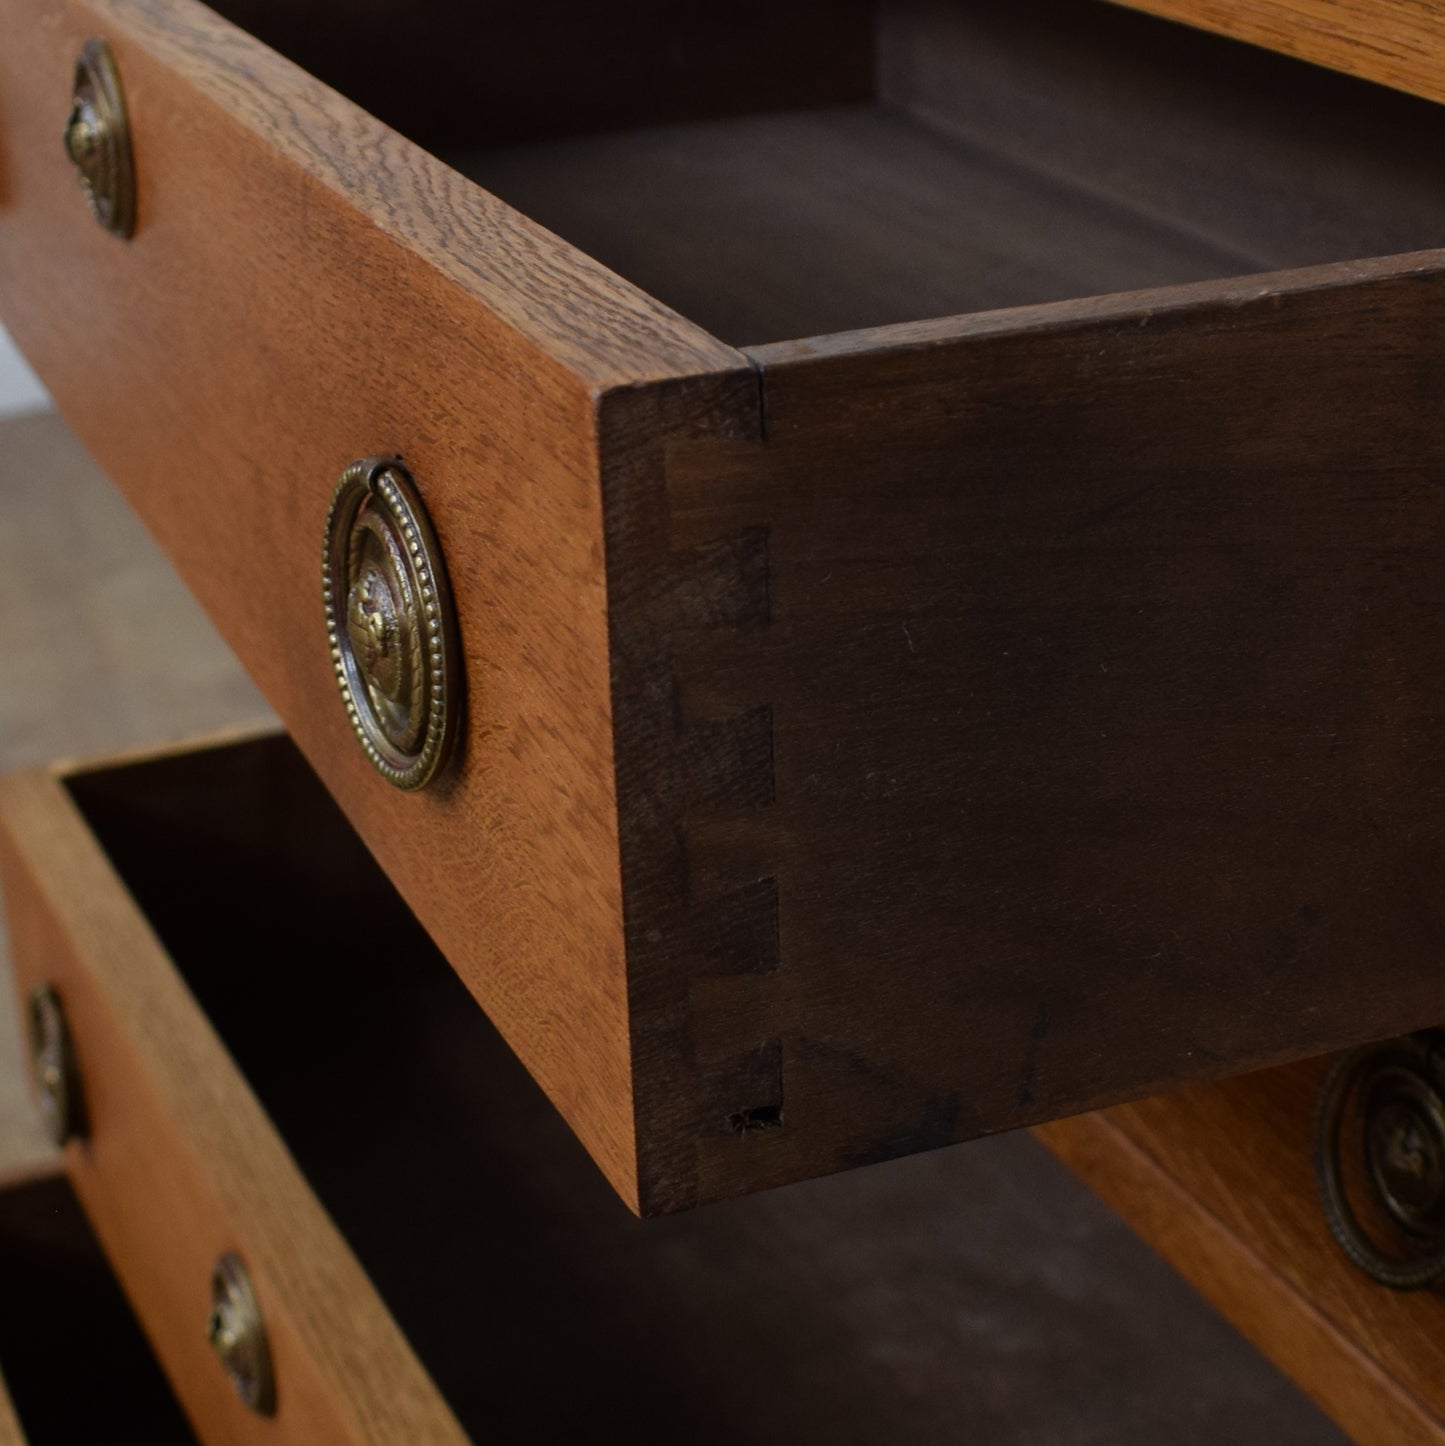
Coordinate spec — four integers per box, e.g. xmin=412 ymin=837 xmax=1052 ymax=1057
xmin=38 ymin=732 xmax=1343 ymax=1446
xmin=11 ymin=0 xmax=1445 ymax=1219
xmin=0 ymin=0 xmax=760 ymax=1210
xmin=0 ymin=754 xmax=467 ymax=1445
xmin=1107 ymin=0 xmax=1445 ymax=106
xmin=1036 ymin=1054 xmax=1445 ymax=1445
xmin=613 ymin=252 xmax=1445 ymax=1210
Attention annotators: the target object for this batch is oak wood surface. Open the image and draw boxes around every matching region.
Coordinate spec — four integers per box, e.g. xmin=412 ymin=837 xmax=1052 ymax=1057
xmin=612 ymin=252 xmax=1445 ymax=1210
xmin=10 ymin=0 xmax=1445 ymax=1218
xmin=40 ymin=731 xmax=1345 ymax=1446
xmin=0 ymin=756 xmax=467 ymax=1446
xmin=1036 ymin=1056 xmax=1445 ymax=1446
xmin=1107 ymin=0 xmax=1445 ymax=106
xmin=0 ymin=0 xmax=761 ymax=1209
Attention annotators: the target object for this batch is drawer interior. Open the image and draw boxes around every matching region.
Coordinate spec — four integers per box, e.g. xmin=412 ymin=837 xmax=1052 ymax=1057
xmin=0 ymin=1173 xmax=196 ymax=1445
xmin=211 ymin=0 xmax=1445 ymax=345
xmin=62 ymin=735 xmax=1341 ymax=1445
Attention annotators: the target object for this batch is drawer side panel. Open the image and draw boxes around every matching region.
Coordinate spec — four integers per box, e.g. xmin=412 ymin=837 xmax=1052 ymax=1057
xmin=0 ymin=0 xmax=761 ymax=1205
xmin=1036 ymin=1060 xmax=1445 ymax=1446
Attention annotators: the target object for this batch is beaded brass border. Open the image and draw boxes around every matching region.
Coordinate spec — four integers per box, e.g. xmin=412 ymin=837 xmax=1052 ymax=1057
xmin=322 ymin=457 xmax=461 ymax=791
xmin=64 ymin=39 xmax=135 ymax=240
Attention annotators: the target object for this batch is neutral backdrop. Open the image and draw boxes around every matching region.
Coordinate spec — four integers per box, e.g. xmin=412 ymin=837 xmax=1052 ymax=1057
xmin=0 ymin=324 xmax=48 ymax=417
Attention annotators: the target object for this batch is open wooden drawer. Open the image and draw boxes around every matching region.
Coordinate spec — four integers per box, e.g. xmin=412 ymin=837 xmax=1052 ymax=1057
xmin=0 ymin=1168 xmax=197 ymax=1445
xmin=5 ymin=0 xmax=1445 ymax=1214
xmin=0 ymin=729 xmax=1349 ymax=1444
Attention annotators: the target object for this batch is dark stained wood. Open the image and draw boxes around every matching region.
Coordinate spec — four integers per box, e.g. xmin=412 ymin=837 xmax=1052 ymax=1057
xmin=11 ymin=0 xmax=1445 ymax=1218
xmin=454 ymin=105 xmax=1250 ymax=347
xmin=880 ymin=0 xmax=1445 ymax=281
xmin=1037 ymin=1054 xmax=1445 ymax=1445
xmin=612 ymin=253 xmax=1445 ymax=1211
xmin=206 ymin=0 xmax=873 ymax=151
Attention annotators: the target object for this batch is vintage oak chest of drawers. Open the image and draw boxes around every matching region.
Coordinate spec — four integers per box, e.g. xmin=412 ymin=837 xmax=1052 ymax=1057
xmin=6 ymin=0 xmax=1445 ymax=1439
xmin=6 ymin=0 xmax=1445 ymax=1218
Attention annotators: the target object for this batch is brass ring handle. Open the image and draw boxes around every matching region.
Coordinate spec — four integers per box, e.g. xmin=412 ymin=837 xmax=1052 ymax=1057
xmin=1313 ymin=1033 xmax=1445 ymax=1291
xmin=64 ymin=39 xmax=135 ymax=238
xmin=322 ymin=457 xmax=461 ymax=790
xmin=26 ymin=984 xmax=80 ymax=1146
xmin=207 ymin=1253 xmax=275 ymax=1415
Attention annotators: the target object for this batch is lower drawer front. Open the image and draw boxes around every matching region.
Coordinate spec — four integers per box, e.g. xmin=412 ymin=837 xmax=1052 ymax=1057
xmin=0 ymin=738 xmax=465 ymax=1446
xmin=0 ymin=1169 xmax=196 ymax=1445
xmin=0 ymin=730 xmax=1342 ymax=1445
xmin=1038 ymin=1053 xmax=1445 ymax=1446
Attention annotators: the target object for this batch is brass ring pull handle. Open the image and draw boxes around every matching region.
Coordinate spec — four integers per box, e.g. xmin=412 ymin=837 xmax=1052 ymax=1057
xmin=64 ymin=39 xmax=135 ymax=239
xmin=207 ymin=1253 xmax=275 ymax=1415
xmin=26 ymin=984 xmax=80 ymax=1146
xmin=323 ymin=457 xmax=461 ymax=790
xmin=1313 ymin=1032 xmax=1445 ymax=1291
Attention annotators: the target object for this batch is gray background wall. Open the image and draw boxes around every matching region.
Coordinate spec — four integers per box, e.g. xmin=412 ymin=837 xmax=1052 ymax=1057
xmin=0 ymin=324 xmax=49 ymax=416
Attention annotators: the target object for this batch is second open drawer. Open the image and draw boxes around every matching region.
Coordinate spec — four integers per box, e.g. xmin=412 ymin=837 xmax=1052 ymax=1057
xmin=4 ymin=728 xmax=1325 ymax=1444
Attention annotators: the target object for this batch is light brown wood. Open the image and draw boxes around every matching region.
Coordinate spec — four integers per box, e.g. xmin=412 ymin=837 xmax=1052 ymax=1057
xmin=0 ymin=0 xmax=760 ymax=1211
xmin=13 ymin=0 xmax=1445 ymax=1218
xmin=0 ymin=1365 xmax=25 ymax=1446
xmin=0 ymin=747 xmax=467 ymax=1446
xmin=1108 ymin=0 xmax=1445 ymax=106
xmin=1037 ymin=1057 xmax=1445 ymax=1446
xmin=21 ymin=729 xmax=1341 ymax=1445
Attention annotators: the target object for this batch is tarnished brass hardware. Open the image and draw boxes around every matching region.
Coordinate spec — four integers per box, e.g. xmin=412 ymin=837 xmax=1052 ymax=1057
xmin=1313 ymin=1030 xmax=1445 ymax=1291
xmin=323 ymin=457 xmax=460 ymax=790
xmin=64 ymin=39 xmax=135 ymax=239
xmin=207 ymin=1253 xmax=275 ymax=1415
xmin=26 ymin=984 xmax=79 ymax=1146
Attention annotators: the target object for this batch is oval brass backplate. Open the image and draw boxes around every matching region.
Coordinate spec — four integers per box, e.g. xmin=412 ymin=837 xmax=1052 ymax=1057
xmin=207 ymin=1253 xmax=275 ymax=1415
xmin=27 ymin=984 xmax=79 ymax=1146
xmin=64 ymin=39 xmax=135 ymax=239
xmin=323 ymin=457 xmax=461 ymax=790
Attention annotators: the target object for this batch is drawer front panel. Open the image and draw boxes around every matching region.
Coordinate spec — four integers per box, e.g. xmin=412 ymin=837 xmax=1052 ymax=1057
xmin=0 ymin=758 xmax=467 ymax=1446
xmin=1037 ymin=1056 xmax=1445 ymax=1446
xmin=0 ymin=0 xmax=753 ymax=1207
